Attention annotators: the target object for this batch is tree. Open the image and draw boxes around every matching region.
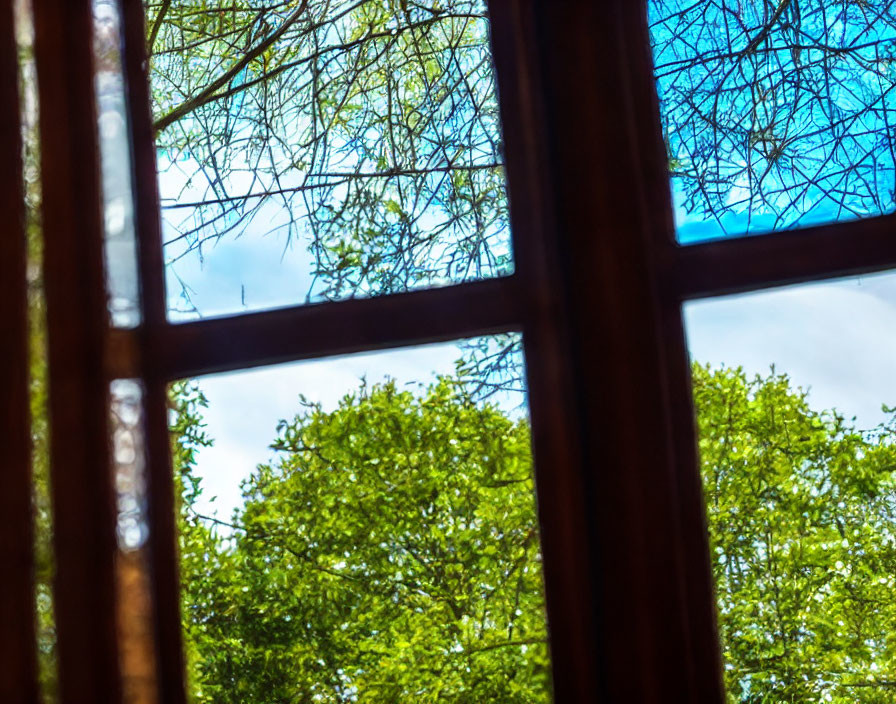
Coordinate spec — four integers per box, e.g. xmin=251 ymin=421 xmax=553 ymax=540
xmin=171 ymin=366 xmax=896 ymax=703
xmin=174 ymin=378 xmax=551 ymax=702
xmin=693 ymin=364 xmax=896 ymax=703
xmin=145 ymin=0 xmax=524 ymax=387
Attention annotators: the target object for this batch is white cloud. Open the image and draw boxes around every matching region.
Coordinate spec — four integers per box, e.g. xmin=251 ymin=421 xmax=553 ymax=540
xmin=686 ymin=270 xmax=896 ymax=430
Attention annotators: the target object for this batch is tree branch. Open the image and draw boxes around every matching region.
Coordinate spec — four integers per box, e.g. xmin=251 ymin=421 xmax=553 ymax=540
xmin=147 ymin=0 xmax=172 ymax=55
xmin=153 ymin=0 xmax=310 ymax=133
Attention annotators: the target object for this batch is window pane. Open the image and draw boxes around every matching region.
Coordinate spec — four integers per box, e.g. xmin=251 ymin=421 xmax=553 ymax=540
xmin=650 ymin=2 xmax=896 ymax=243
xmin=684 ymin=271 xmax=896 ymax=701
xmin=169 ymin=337 xmax=552 ymax=701
xmin=146 ymin=1 xmax=513 ymax=321
xmin=94 ymin=0 xmax=141 ymax=327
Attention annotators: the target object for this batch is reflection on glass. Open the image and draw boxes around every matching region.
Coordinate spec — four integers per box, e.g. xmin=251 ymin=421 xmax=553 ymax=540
xmin=145 ymin=1 xmax=512 ymax=320
xmin=649 ymin=2 xmax=896 ymax=243
xmin=94 ymin=0 xmax=141 ymax=327
xmin=110 ymin=379 xmax=148 ymax=550
xmin=14 ymin=0 xmax=58 ymax=697
xmin=169 ymin=337 xmax=551 ymax=701
xmin=685 ymin=272 xmax=896 ymax=702
xmin=109 ymin=379 xmax=158 ymax=704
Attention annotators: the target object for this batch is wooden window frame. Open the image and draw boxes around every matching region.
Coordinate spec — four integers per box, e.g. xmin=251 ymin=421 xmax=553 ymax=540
xmin=5 ymin=0 xmax=896 ymax=702
xmin=1 ymin=0 xmax=38 ymax=700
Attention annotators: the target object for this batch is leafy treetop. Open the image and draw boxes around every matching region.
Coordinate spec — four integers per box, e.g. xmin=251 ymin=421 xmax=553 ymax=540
xmin=174 ymin=377 xmax=551 ymax=703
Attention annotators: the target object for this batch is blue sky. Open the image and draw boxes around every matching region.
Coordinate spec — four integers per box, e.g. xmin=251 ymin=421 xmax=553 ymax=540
xmin=651 ymin=0 xmax=896 ymax=240
xmin=686 ymin=269 xmax=896 ymax=432
xmin=133 ymin=1 xmax=896 ymax=521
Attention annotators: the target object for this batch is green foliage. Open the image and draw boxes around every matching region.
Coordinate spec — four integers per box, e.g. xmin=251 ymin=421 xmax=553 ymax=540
xmin=21 ymin=42 xmax=56 ymax=694
xmin=30 ymin=232 xmax=56 ymax=703
xmin=693 ymin=365 xmax=896 ymax=703
xmin=169 ymin=381 xmax=217 ymax=693
xmin=174 ymin=378 xmax=550 ymax=702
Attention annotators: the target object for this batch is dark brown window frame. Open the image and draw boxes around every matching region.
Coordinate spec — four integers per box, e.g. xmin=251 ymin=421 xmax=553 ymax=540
xmin=1 ymin=0 xmax=38 ymax=700
xmin=5 ymin=1 xmax=896 ymax=702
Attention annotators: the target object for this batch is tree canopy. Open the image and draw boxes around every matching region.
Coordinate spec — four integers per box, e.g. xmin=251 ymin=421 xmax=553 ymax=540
xmin=174 ymin=378 xmax=551 ymax=703
xmin=693 ymin=365 xmax=896 ymax=703
xmin=146 ymin=0 xmax=510 ymax=305
xmin=145 ymin=0 xmax=525 ymax=387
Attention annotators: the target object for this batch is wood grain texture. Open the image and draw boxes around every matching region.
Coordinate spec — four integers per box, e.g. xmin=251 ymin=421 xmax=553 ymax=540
xmin=488 ymin=2 xmax=602 ymax=700
xmin=154 ymin=276 xmax=523 ymax=380
xmin=498 ymin=1 xmax=725 ymax=701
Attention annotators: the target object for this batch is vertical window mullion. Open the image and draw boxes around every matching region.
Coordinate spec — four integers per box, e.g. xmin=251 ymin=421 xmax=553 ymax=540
xmin=486 ymin=2 xmax=603 ymax=700
xmin=0 ymin=1 xmax=39 ymax=699
xmin=503 ymin=1 xmax=724 ymax=702
xmin=31 ymin=0 xmax=122 ymax=700
xmin=116 ymin=0 xmax=188 ymax=701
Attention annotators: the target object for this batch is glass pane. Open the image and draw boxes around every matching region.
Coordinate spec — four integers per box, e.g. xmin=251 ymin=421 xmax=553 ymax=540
xmin=650 ymin=2 xmax=896 ymax=243
xmin=146 ymin=1 xmax=513 ymax=321
xmin=109 ymin=380 xmax=159 ymax=704
xmin=169 ymin=337 xmax=552 ymax=701
xmin=684 ymin=271 xmax=896 ymax=701
xmin=94 ymin=0 xmax=141 ymax=327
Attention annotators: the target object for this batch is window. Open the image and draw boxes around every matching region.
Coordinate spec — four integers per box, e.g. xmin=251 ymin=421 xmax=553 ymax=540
xmin=4 ymin=1 xmax=896 ymax=703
